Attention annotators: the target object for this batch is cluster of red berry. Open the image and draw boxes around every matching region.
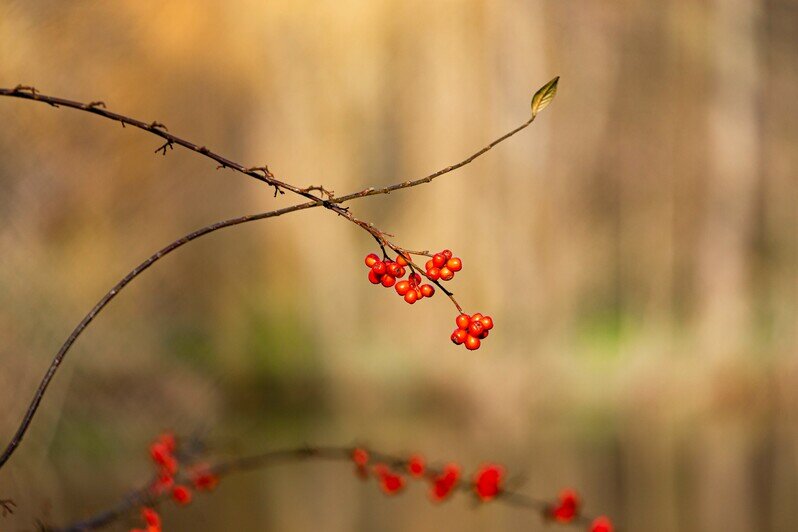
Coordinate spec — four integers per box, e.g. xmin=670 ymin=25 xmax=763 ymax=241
xmin=364 ymin=253 xmax=436 ymax=304
xmin=131 ymin=433 xmax=220 ymax=531
xmin=351 ymin=448 xmax=613 ymax=532
xmin=424 ymin=250 xmax=462 ymax=282
xmin=451 ymin=312 xmax=494 ymax=350
xmin=351 ymin=448 xmax=501 ymax=502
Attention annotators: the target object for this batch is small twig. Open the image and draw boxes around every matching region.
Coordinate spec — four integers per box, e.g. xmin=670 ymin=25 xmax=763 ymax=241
xmin=0 ymin=499 xmax=15 ymax=517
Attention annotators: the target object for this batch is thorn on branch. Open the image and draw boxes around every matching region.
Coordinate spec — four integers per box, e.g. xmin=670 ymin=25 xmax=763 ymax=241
xmin=12 ymin=85 xmax=37 ymax=95
xmin=245 ymin=165 xmax=274 ymax=179
xmin=85 ymin=101 xmax=106 ymax=109
xmin=0 ymin=499 xmax=15 ymax=517
xmin=149 ymin=121 xmax=168 ymax=131
xmin=198 ymin=146 xmax=209 ymax=154
xmin=301 ymin=184 xmax=335 ymax=200
xmin=154 ymin=140 xmax=174 ymax=156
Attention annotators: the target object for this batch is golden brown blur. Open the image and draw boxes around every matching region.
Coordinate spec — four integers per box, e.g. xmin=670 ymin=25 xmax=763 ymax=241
xmin=1 ymin=1 xmax=796 ymax=531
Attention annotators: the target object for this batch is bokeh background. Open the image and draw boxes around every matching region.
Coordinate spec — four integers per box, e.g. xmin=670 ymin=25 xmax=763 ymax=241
xmin=0 ymin=1 xmax=796 ymax=531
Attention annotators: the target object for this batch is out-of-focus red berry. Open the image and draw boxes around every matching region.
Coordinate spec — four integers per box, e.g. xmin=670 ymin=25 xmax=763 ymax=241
xmin=432 ymin=253 xmax=446 ymax=268
xmin=142 ymin=507 xmax=160 ymax=528
xmin=473 ymin=464 xmax=505 ymax=501
xmin=456 ymin=314 xmax=471 ymax=330
xmin=439 ymin=267 xmax=454 ymax=281
xmin=551 ymin=489 xmax=580 ymax=522
xmin=377 ymin=470 xmax=405 ymax=495
xmin=404 ymin=290 xmax=418 ymax=304
xmin=365 ymin=253 xmax=379 ymax=267
xmin=590 ymin=516 xmax=614 ymax=532
xmin=191 ymin=466 xmax=219 ymax=491
xmin=451 ymin=329 xmax=468 ymax=345
xmin=465 ymin=335 xmax=481 ymax=350
xmin=446 ymin=257 xmax=462 ymax=272
xmin=171 ymin=485 xmax=192 ymax=505
xmin=381 ymin=274 xmax=396 ymax=287
xmin=407 ymin=455 xmax=426 ymax=477
xmin=395 ymin=280 xmax=411 ymax=295
xmin=430 ymin=463 xmax=460 ymax=502
xmin=352 ymin=448 xmax=369 ymax=466
xmin=420 ymin=284 xmax=435 ymax=298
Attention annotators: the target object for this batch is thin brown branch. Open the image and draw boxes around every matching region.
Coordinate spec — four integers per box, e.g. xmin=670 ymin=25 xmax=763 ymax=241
xmin=48 ymin=444 xmax=602 ymax=532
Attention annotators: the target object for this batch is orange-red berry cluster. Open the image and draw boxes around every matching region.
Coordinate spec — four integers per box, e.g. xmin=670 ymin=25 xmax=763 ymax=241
xmin=131 ymin=433 xmax=221 ymax=532
xmin=364 ymin=253 xmax=436 ymax=304
xmin=424 ymin=250 xmax=462 ymax=282
xmin=350 ymin=448 xmax=502 ymax=503
xmin=451 ymin=312 xmax=494 ymax=350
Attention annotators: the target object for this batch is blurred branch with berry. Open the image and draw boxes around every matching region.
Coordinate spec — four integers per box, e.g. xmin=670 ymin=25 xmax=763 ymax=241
xmin=46 ymin=433 xmax=613 ymax=532
xmin=0 ymin=77 xmax=559 ymax=470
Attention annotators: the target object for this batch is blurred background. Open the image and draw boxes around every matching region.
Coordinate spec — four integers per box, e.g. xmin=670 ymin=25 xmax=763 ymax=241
xmin=0 ymin=1 xmax=796 ymax=530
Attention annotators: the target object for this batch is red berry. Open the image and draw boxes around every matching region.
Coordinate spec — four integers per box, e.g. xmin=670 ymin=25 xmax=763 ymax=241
xmin=142 ymin=507 xmax=161 ymax=528
xmin=192 ymin=469 xmax=220 ymax=491
xmin=378 ymin=471 xmax=405 ymax=495
xmin=171 ymin=485 xmax=192 ymax=505
xmin=465 ymin=335 xmax=481 ymax=350
xmin=591 ymin=516 xmax=614 ymax=532
xmin=478 ymin=329 xmax=489 ymax=339
xmin=439 ymin=267 xmax=454 ymax=281
xmin=473 ymin=463 xmax=505 ymax=501
xmin=371 ymin=261 xmax=387 ymax=275
xmin=395 ymin=280 xmax=411 ymax=295
xmin=468 ymin=321 xmax=484 ymax=337
xmin=409 ymin=273 xmax=422 ymax=286
xmin=471 ymin=313 xmax=483 ymax=322
xmin=451 ymin=329 xmax=467 ymax=345
xmin=442 ymin=249 xmax=453 ymax=260
xmin=432 ymin=253 xmax=446 ymax=268
xmin=367 ymin=269 xmax=381 ymax=284
xmin=365 ymin=253 xmax=379 ymax=267
xmin=381 ymin=274 xmax=396 ymax=287
xmin=426 ymin=267 xmax=441 ymax=281
xmin=425 ymin=259 xmax=434 ymax=270
xmin=420 ymin=284 xmax=435 ymax=298
xmin=404 ymin=290 xmax=418 ymax=304
xmin=430 ymin=463 xmax=460 ymax=502
xmin=480 ymin=316 xmax=494 ymax=330
xmin=407 ymin=455 xmax=425 ymax=477
xmin=386 ymin=262 xmax=403 ymax=277
xmin=395 ymin=266 xmax=406 ymax=278
xmin=352 ymin=448 xmax=369 ymax=466
xmin=456 ymin=314 xmax=471 ymax=330
xmin=396 ymin=254 xmax=409 ymax=266
xmin=446 ymin=257 xmax=462 ymax=272
xmin=552 ymin=489 xmax=580 ymax=522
